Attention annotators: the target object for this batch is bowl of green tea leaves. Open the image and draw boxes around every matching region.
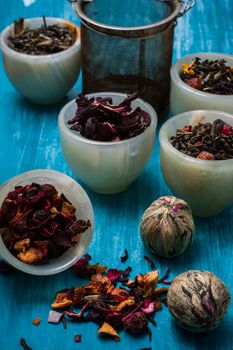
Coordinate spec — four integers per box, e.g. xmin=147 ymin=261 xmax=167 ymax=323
xmin=0 ymin=17 xmax=81 ymax=105
xmin=170 ymin=52 xmax=233 ymax=115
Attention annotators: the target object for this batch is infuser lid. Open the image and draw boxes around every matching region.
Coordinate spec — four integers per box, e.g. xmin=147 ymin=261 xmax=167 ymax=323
xmin=69 ymin=0 xmax=196 ymax=37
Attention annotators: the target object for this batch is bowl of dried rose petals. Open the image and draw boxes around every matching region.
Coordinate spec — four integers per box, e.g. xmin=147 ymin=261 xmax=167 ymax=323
xmin=58 ymin=92 xmax=157 ymax=194
xmin=0 ymin=169 xmax=94 ymax=275
xmin=170 ymin=52 xmax=233 ymax=115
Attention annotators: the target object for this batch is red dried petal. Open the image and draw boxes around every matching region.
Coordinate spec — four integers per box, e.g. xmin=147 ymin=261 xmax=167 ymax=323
xmin=107 ymin=268 xmax=123 ymax=282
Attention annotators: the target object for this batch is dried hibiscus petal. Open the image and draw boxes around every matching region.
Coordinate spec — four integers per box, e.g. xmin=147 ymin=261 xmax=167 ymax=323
xmin=68 ymin=93 xmax=151 ymax=142
xmin=74 ymin=334 xmax=82 ymax=343
xmin=120 ymin=249 xmax=128 ymax=263
xmin=107 ymin=268 xmax=123 ymax=282
xmin=123 ymin=311 xmax=148 ymax=334
xmin=144 ymin=256 xmax=155 ymax=269
xmin=20 ymin=338 xmax=32 ymax=350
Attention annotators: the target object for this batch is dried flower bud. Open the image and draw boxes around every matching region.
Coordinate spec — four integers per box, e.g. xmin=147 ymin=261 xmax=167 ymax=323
xmin=140 ymin=196 xmax=195 ymax=258
xmin=167 ymin=270 xmax=230 ymax=332
xmin=197 ymin=151 xmax=215 ymax=160
xmin=123 ymin=311 xmax=148 ymax=334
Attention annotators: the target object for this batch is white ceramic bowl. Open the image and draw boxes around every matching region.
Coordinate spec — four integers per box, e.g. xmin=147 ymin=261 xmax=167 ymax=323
xmin=0 ymin=169 xmax=94 ymax=275
xmin=170 ymin=52 xmax=233 ymax=115
xmin=0 ymin=18 xmax=81 ymax=105
xmin=159 ymin=110 xmax=233 ymax=217
xmin=58 ymin=92 xmax=157 ymax=194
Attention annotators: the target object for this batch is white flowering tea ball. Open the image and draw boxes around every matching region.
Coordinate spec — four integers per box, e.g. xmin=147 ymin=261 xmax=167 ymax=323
xmin=140 ymin=196 xmax=195 ymax=258
xmin=167 ymin=270 xmax=230 ymax=332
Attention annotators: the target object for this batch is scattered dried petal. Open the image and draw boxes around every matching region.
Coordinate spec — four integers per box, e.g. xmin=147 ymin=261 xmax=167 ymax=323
xmin=98 ymin=322 xmax=120 ymax=341
xmin=144 ymin=256 xmax=155 ymax=269
xmin=120 ymin=249 xmax=129 ymax=263
xmin=48 ymin=310 xmax=63 ymax=324
xmin=32 ymin=317 xmax=41 ymax=326
xmin=74 ymin=334 xmax=82 ymax=343
xmin=123 ymin=311 xmax=148 ymax=334
xmin=20 ymin=338 xmax=32 ymax=350
xmin=107 ymin=268 xmax=122 ymax=282
xmin=51 ymin=291 xmax=73 ymax=309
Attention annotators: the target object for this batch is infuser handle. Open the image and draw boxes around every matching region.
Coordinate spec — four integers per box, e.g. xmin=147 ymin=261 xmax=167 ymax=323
xmin=177 ymin=0 xmax=195 ymax=17
xmin=155 ymin=0 xmax=195 ymax=17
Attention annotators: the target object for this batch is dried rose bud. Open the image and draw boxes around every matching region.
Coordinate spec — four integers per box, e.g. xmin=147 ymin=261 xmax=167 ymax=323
xmin=197 ymin=151 xmax=215 ymax=160
xmin=186 ymin=77 xmax=202 ymax=89
xmin=221 ymin=124 xmax=232 ymax=136
xmin=123 ymin=311 xmax=148 ymax=334
xmin=167 ymin=270 xmax=230 ymax=332
xmin=182 ymin=125 xmax=192 ymax=132
xmin=140 ymin=196 xmax=195 ymax=258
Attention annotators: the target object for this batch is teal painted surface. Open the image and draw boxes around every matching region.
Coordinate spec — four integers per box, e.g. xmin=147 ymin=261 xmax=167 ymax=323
xmin=0 ymin=1 xmax=233 ymax=349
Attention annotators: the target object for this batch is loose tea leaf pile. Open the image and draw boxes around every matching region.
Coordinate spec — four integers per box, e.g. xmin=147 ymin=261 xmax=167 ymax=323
xmin=50 ymin=254 xmax=170 ymax=341
xmin=0 ymin=183 xmax=91 ymax=264
xmin=68 ymin=93 xmax=151 ymax=141
xmin=170 ymin=119 xmax=233 ymax=160
xmin=180 ymin=58 xmax=233 ymax=95
xmin=8 ymin=17 xmax=77 ymax=55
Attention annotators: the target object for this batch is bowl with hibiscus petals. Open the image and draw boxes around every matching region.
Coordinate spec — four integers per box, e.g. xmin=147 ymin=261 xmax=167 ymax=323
xmin=58 ymin=92 xmax=157 ymax=194
xmin=0 ymin=169 xmax=94 ymax=275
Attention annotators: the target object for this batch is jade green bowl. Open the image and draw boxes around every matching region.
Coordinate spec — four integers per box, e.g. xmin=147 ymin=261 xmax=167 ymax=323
xmin=159 ymin=110 xmax=233 ymax=217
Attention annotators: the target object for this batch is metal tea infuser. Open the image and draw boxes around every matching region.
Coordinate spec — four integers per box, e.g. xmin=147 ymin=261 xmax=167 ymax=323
xmin=69 ymin=0 xmax=194 ymax=116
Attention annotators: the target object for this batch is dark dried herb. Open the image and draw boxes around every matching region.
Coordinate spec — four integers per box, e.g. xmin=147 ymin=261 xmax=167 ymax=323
xmin=158 ymin=268 xmax=172 ymax=285
xmin=170 ymin=119 xmax=233 ymax=160
xmin=8 ymin=17 xmax=77 ymax=55
xmin=123 ymin=311 xmax=148 ymax=334
xmin=120 ymin=249 xmax=129 ymax=263
xmin=73 ymin=254 xmax=107 ymax=277
xmin=20 ymin=338 xmax=32 ymax=350
xmin=74 ymin=334 xmax=82 ymax=343
xmin=0 ymin=183 xmax=91 ymax=265
xmin=61 ymin=317 xmax=67 ymax=329
xmin=180 ymin=58 xmax=233 ymax=95
xmin=144 ymin=256 xmax=155 ymax=269
xmin=68 ymin=93 xmax=151 ymax=142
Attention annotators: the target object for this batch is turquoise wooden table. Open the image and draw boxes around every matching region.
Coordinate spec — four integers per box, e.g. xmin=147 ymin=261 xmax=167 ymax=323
xmin=0 ymin=1 xmax=233 ymax=349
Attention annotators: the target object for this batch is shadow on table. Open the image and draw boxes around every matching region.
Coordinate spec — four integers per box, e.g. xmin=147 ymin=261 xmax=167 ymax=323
xmin=84 ymin=166 xmax=166 ymax=215
xmin=11 ymin=92 xmax=70 ymax=118
xmin=171 ymin=317 xmax=233 ymax=349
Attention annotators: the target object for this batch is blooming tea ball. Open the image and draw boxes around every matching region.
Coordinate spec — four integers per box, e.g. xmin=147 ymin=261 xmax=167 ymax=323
xmin=167 ymin=270 xmax=231 ymax=332
xmin=140 ymin=196 xmax=195 ymax=258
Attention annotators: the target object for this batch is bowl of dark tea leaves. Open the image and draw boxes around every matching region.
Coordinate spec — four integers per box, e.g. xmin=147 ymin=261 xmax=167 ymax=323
xmin=0 ymin=17 xmax=81 ymax=105
xmin=159 ymin=110 xmax=233 ymax=217
xmin=170 ymin=52 xmax=233 ymax=115
xmin=0 ymin=169 xmax=94 ymax=275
